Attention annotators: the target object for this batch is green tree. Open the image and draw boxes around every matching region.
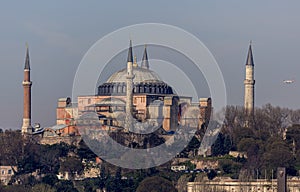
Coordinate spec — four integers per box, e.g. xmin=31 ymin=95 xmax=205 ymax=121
xmin=81 ymin=179 xmax=98 ymax=192
xmin=0 ymin=130 xmax=23 ymax=165
xmin=237 ymin=138 xmax=257 ymax=152
xmin=60 ymin=156 xmax=84 ymax=176
xmin=112 ymin=167 xmax=122 ymax=191
xmin=25 ymin=175 xmax=38 ymax=187
xmin=262 ymin=138 xmax=296 ymax=175
xmin=136 ymin=176 xmax=177 ymax=192
xmin=223 ymin=134 xmax=233 ymax=153
xmin=55 ymin=180 xmax=78 ymax=192
xmin=207 ymin=169 xmax=217 ymax=180
xmin=286 ymin=124 xmax=300 ymax=150
xmin=219 ymin=159 xmax=242 ymax=179
xmin=77 ymin=140 xmax=97 ymax=160
xmin=30 ymin=183 xmax=56 ymax=192
xmin=41 ymin=174 xmax=59 ymax=186
xmin=211 ymin=134 xmax=224 ymax=156
xmin=18 ymin=142 xmax=41 ymax=174
xmin=2 ymin=185 xmax=30 ymax=192
xmin=39 ymin=145 xmax=60 ymax=174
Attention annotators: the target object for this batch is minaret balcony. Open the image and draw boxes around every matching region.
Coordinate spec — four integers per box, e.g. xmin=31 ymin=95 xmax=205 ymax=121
xmin=244 ymin=79 xmax=255 ymax=85
xmin=126 ymin=75 xmax=135 ymax=79
xmin=22 ymin=81 xmax=32 ymax=86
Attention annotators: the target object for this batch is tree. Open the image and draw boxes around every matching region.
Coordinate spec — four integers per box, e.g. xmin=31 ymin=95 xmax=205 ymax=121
xmin=237 ymin=138 xmax=257 ymax=152
xmin=77 ymin=140 xmax=97 ymax=160
xmin=186 ymin=136 xmax=200 ymax=156
xmin=30 ymin=184 xmax=55 ymax=192
xmin=262 ymin=138 xmax=296 ymax=175
xmin=55 ymin=180 xmax=79 ymax=192
xmin=112 ymin=167 xmax=122 ymax=191
xmin=219 ymin=159 xmax=242 ymax=179
xmin=207 ymin=169 xmax=217 ymax=180
xmin=39 ymin=145 xmax=61 ymax=174
xmin=286 ymin=124 xmax=300 ymax=150
xmin=136 ymin=176 xmax=177 ymax=192
xmin=0 ymin=130 xmax=23 ymax=165
xmin=60 ymin=156 xmax=84 ymax=176
xmin=98 ymin=164 xmax=106 ymax=189
xmin=41 ymin=174 xmax=59 ymax=186
xmin=232 ymin=128 xmax=255 ymax=147
xmin=2 ymin=185 xmax=30 ymax=192
xmin=25 ymin=175 xmax=38 ymax=187
xmin=18 ymin=142 xmax=41 ymax=174
xmin=81 ymin=179 xmax=98 ymax=192
xmin=211 ymin=134 xmax=225 ymax=156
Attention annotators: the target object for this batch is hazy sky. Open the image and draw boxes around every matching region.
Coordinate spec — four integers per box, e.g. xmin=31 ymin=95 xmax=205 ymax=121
xmin=1 ymin=0 xmax=300 ymax=129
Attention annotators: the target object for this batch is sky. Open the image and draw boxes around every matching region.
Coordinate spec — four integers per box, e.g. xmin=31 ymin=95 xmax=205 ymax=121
xmin=0 ymin=0 xmax=300 ymax=129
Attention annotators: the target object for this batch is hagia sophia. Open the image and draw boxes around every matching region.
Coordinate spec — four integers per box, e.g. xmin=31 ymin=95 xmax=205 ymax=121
xmin=21 ymin=41 xmax=217 ymax=144
xmin=20 ymin=38 xmax=256 ymax=149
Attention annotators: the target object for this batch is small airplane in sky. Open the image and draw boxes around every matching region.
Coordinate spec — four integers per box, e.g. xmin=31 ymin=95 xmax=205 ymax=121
xmin=283 ymin=79 xmax=295 ymax=84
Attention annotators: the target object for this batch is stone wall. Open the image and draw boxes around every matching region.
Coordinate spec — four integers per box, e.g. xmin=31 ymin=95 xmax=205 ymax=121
xmin=187 ymin=178 xmax=300 ymax=192
xmin=40 ymin=136 xmax=81 ymax=146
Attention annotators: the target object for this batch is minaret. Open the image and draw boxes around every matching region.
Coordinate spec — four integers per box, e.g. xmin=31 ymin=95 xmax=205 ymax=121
xmin=22 ymin=44 xmax=33 ymax=134
xmin=244 ymin=42 xmax=255 ymax=115
xmin=125 ymin=40 xmax=134 ymax=132
xmin=141 ymin=45 xmax=149 ymax=69
xmin=133 ymin=55 xmax=138 ymax=68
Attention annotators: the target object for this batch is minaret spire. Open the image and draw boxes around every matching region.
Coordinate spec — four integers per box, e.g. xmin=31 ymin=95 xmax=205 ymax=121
xmin=24 ymin=43 xmax=30 ymax=70
xmin=127 ymin=40 xmax=133 ymax=63
xmin=22 ymin=43 xmax=33 ymax=134
xmin=141 ymin=45 xmax=149 ymax=69
xmin=246 ymin=41 xmax=254 ymax=66
xmin=244 ymin=41 xmax=255 ymax=117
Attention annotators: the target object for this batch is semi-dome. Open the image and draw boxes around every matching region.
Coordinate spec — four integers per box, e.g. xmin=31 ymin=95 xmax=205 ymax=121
xmin=107 ymin=67 xmax=161 ymax=84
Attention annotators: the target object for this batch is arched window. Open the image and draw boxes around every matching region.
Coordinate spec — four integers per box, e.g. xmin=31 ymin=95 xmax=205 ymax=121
xmin=122 ymin=83 xmax=126 ymax=93
xmin=113 ymin=84 xmax=117 ymax=93
xmin=145 ymin=84 xmax=149 ymax=93
xmin=117 ymin=83 xmax=122 ymax=93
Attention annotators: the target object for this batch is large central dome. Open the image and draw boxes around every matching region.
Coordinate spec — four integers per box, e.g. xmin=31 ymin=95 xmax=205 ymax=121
xmin=97 ymin=44 xmax=174 ymax=96
xmin=107 ymin=66 xmax=162 ymax=84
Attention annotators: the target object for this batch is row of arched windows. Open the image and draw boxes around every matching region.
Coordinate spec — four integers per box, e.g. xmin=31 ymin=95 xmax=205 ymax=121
xmin=98 ymin=82 xmax=174 ymax=95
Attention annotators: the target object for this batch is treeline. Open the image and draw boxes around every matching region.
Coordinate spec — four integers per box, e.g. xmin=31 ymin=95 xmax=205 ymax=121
xmin=0 ymin=130 xmax=178 ymax=191
xmin=211 ymin=104 xmax=300 ymax=180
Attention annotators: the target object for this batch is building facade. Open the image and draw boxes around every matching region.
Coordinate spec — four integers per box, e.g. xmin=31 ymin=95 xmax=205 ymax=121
xmin=0 ymin=166 xmax=17 ymax=185
xmin=24 ymin=41 xmax=212 ymax=141
xmin=72 ymin=41 xmax=212 ymax=134
xmin=187 ymin=178 xmax=300 ymax=192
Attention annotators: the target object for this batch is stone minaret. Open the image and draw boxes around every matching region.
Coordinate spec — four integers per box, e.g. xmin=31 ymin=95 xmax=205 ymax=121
xmin=125 ymin=40 xmax=134 ymax=132
xmin=244 ymin=42 xmax=255 ymax=115
xmin=22 ymin=44 xmax=33 ymax=134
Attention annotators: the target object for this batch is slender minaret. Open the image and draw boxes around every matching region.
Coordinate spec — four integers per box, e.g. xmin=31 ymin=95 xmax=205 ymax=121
xmin=141 ymin=45 xmax=149 ymax=69
xmin=125 ymin=40 xmax=134 ymax=132
xmin=22 ymin=44 xmax=33 ymax=134
xmin=244 ymin=42 xmax=255 ymax=115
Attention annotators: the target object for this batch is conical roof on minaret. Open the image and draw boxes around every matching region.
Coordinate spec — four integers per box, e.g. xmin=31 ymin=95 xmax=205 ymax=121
xmin=127 ymin=40 xmax=133 ymax=63
xmin=141 ymin=45 xmax=149 ymax=69
xmin=246 ymin=42 xmax=254 ymax=66
xmin=24 ymin=44 xmax=30 ymax=70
